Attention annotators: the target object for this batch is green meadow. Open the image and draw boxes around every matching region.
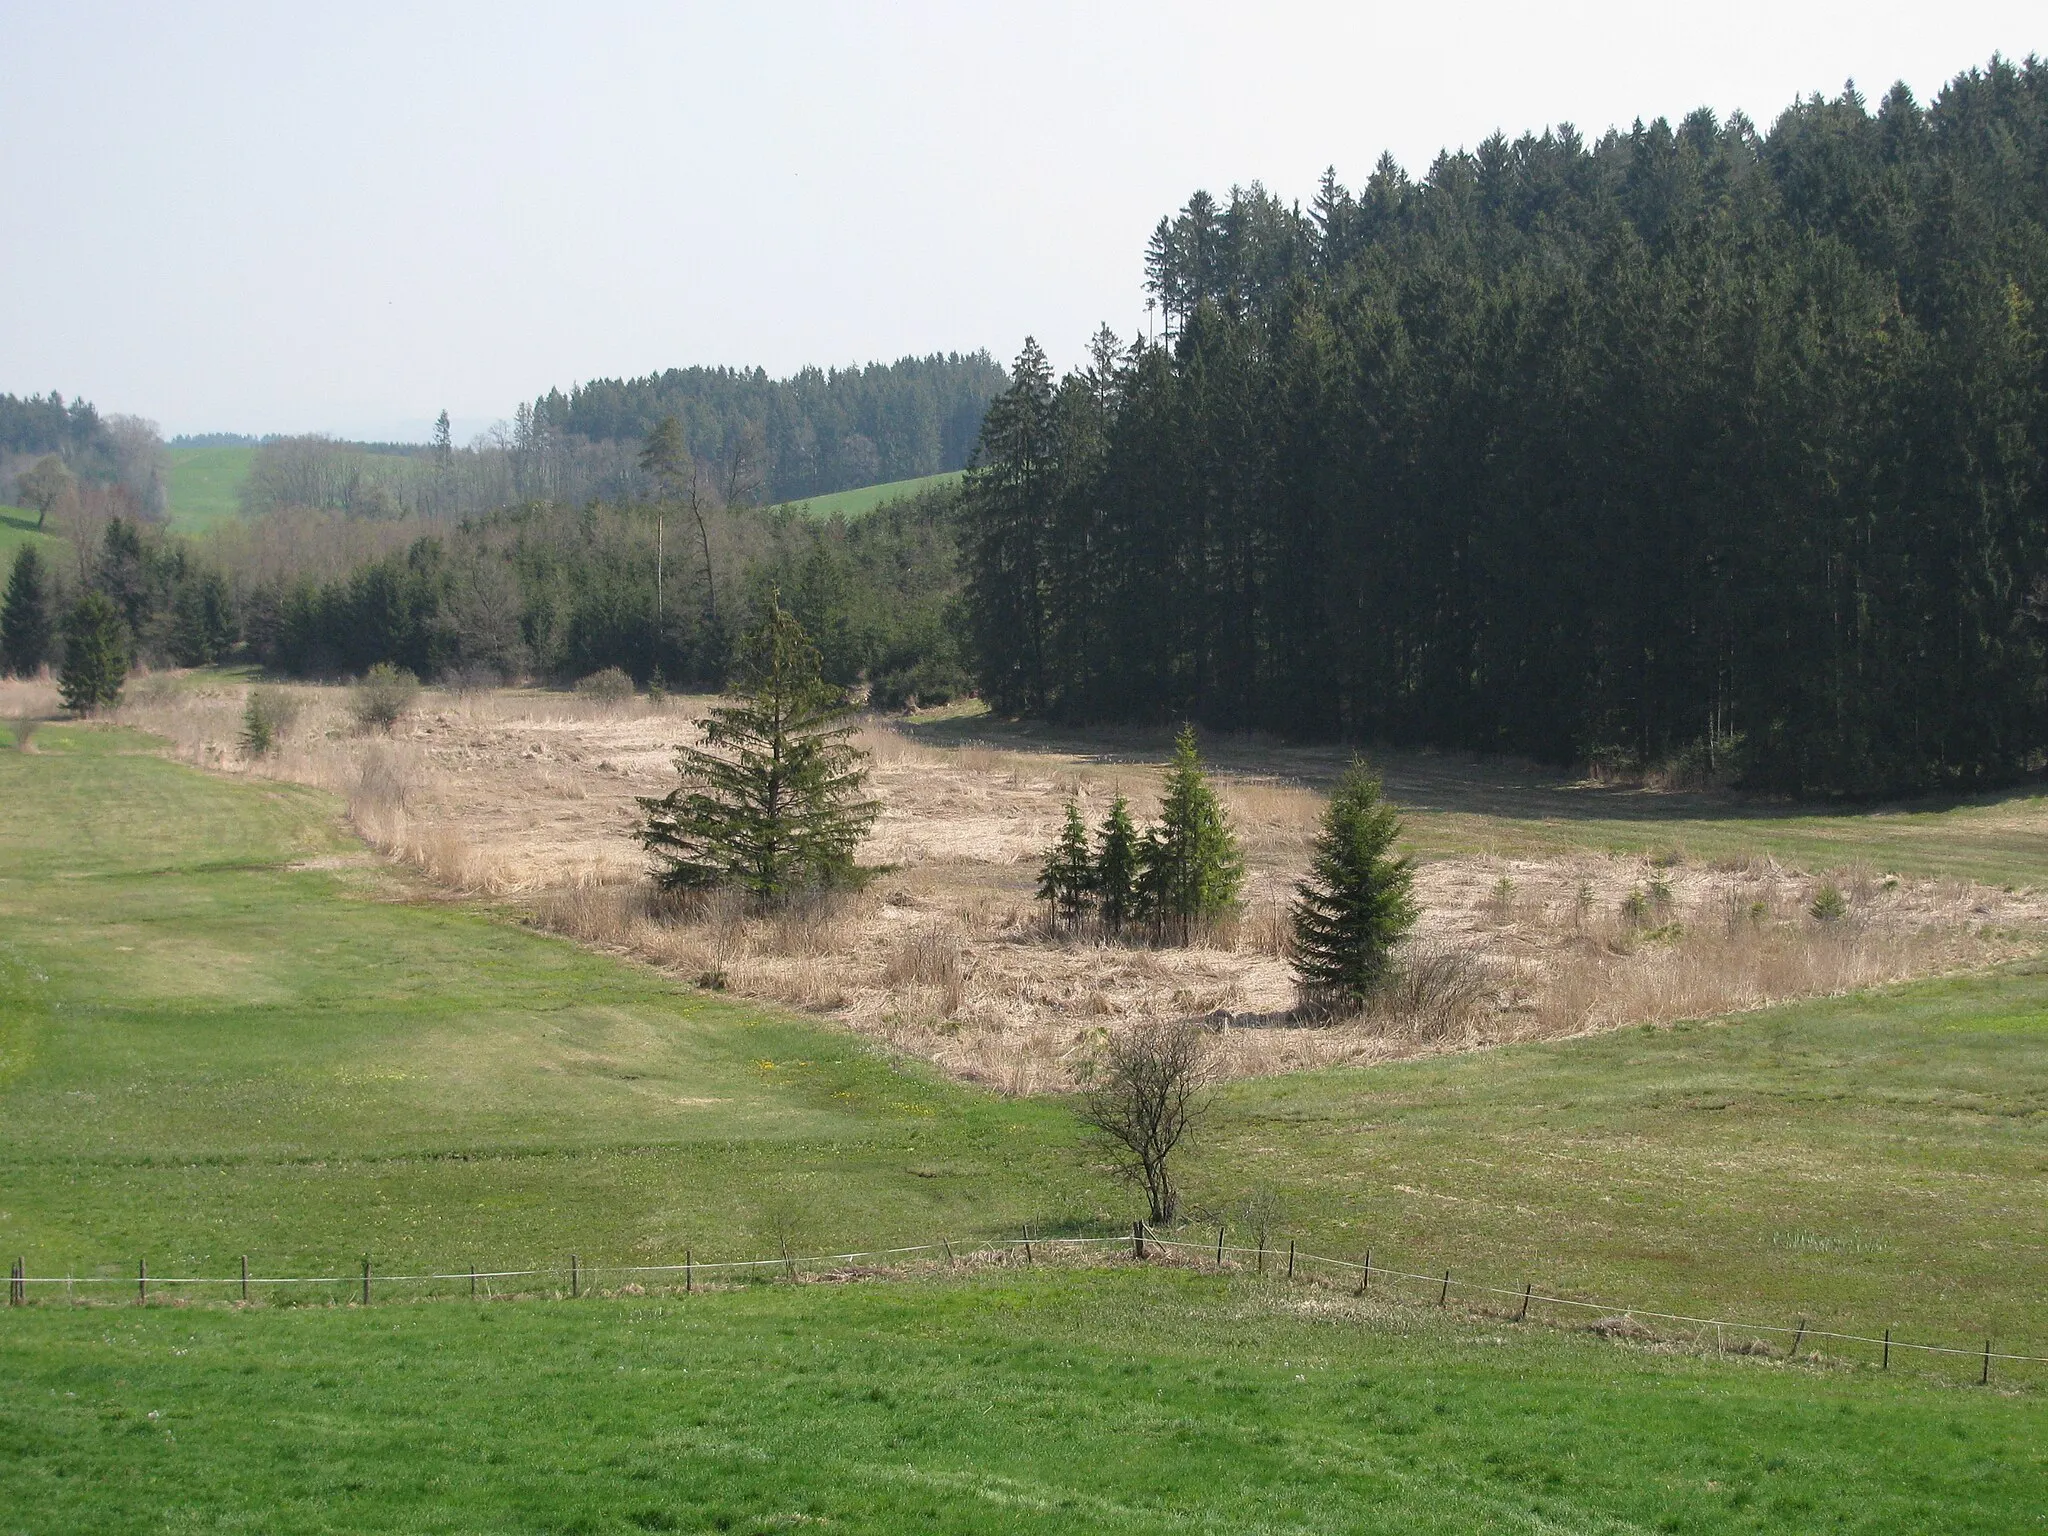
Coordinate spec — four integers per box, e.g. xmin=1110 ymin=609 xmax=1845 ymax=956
xmin=6 ymin=1268 xmax=2043 ymax=1535
xmin=773 ymin=469 xmax=964 ymax=520
xmin=163 ymin=444 xmax=256 ymax=532
xmin=0 ymin=503 xmax=65 ymax=564
xmin=1 ymin=721 xmax=2043 ymax=1529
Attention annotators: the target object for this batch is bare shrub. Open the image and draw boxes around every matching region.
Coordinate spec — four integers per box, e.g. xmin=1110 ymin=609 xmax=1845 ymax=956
xmin=350 ymin=664 xmax=420 ymax=732
xmin=1355 ymin=942 xmax=1493 ymax=1040
xmin=239 ymin=686 xmax=300 ymax=756
xmin=759 ymin=890 xmax=855 ymax=960
xmin=1078 ymin=1017 xmax=1212 ymax=1223
xmin=575 ymin=667 xmax=635 ymax=707
xmin=8 ymin=715 xmax=39 ymax=752
xmin=445 ymin=662 xmax=502 ymax=697
xmin=884 ymin=923 xmax=967 ymax=1016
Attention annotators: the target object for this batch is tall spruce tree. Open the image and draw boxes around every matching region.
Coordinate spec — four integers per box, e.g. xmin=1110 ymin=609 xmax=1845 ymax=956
xmin=58 ymin=590 xmax=126 ymax=714
xmin=1137 ymin=726 xmax=1244 ymax=941
xmin=637 ymin=600 xmax=876 ymax=901
xmin=1037 ymin=800 xmax=1095 ymax=930
xmin=2 ymin=545 xmax=53 ymax=675
xmin=1290 ymin=761 xmax=1417 ymax=1008
xmin=1094 ymin=794 xmax=1140 ymax=936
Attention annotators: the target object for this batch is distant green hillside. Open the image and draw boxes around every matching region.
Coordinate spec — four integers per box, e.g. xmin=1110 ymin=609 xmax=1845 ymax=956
xmin=0 ymin=505 xmax=65 ymax=563
xmin=165 ymin=445 xmax=256 ymax=532
xmin=772 ymin=469 xmax=963 ymax=519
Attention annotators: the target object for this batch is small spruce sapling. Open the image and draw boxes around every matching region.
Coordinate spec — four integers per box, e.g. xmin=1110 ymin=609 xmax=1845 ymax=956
xmin=1037 ymin=799 xmax=1096 ymax=930
xmin=1290 ymin=759 xmax=1418 ymax=1010
xmin=1136 ymin=726 xmax=1244 ymax=942
xmin=1094 ymin=794 xmax=1140 ymax=936
xmin=58 ymin=590 xmax=127 ymax=715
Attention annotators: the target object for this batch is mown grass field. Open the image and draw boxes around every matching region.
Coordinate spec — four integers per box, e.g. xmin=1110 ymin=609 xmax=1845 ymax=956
xmin=773 ymin=469 xmax=964 ymax=520
xmin=2 ymin=721 xmax=2045 ymax=1347
xmin=6 ymin=1266 xmax=2042 ymax=1535
xmin=0 ymin=504 xmax=65 ymax=563
xmin=1 ymin=719 xmax=2044 ymax=1530
xmin=163 ymin=444 xmax=256 ymax=532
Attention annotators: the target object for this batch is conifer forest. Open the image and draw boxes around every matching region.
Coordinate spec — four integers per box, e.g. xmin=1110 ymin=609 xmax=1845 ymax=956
xmin=962 ymin=60 xmax=2048 ymax=796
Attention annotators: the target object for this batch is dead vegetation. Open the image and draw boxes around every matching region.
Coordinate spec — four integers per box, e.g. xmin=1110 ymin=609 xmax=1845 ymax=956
xmin=83 ymin=674 xmax=2048 ymax=1094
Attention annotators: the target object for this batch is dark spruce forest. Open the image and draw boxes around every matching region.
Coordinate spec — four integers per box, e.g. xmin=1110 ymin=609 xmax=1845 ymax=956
xmin=9 ymin=59 xmax=2048 ymax=797
xmin=966 ymin=58 xmax=2048 ymax=795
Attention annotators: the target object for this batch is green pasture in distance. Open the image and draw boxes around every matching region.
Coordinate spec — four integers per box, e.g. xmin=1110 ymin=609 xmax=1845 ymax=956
xmin=0 ymin=504 xmax=65 ymax=563
xmin=3 ymin=1267 xmax=2040 ymax=1534
xmin=773 ymin=469 xmax=964 ymax=519
xmin=164 ymin=444 xmax=256 ymax=532
xmin=1 ymin=723 xmax=2045 ymax=1355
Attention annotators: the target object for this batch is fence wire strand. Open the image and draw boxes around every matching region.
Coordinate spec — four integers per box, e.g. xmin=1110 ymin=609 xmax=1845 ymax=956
xmin=10 ymin=1233 xmax=2042 ymax=1367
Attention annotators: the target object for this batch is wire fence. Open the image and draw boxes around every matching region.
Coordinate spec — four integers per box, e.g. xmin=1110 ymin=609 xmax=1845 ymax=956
xmin=10 ymin=1231 xmax=2043 ymax=1381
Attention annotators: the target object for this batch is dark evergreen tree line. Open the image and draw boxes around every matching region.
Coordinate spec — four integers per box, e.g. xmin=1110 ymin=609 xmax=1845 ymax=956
xmin=965 ymin=58 xmax=2048 ymax=796
xmin=558 ymin=352 xmax=1009 ymax=503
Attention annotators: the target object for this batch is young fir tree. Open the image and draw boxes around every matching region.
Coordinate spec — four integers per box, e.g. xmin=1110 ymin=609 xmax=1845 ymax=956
xmin=1094 ymin=794 xmax=1140 ymax=936
xmin=58 ymin=590 xmax=127 ymax=714
xmin=2 ymin=545 xmax=54 ymax=675
xmin=637 ymin=600 xmax=877 ymax=902
xmin=1036 ymin=799 xmax=1095 ymax=930
xmin=1290 ymin=760 xmax=1417 ymax=1008
xmin=1137 ymin=726 xmax=1244 ymax=942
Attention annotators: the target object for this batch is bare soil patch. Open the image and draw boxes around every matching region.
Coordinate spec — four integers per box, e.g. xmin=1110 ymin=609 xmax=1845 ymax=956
xmin=106 ymin=678 xmax=2048 ymax=1093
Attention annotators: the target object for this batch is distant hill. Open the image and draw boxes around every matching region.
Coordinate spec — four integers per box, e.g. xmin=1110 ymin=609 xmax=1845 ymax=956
xmin=165 ymin=446 xmax=257 ymax=532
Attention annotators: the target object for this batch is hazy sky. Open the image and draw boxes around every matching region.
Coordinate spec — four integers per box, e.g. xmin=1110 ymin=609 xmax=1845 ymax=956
xmin=3 ymin=2 xmax=2042 ymax=441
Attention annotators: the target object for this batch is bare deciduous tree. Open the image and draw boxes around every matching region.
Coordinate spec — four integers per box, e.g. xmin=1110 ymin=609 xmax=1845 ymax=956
xmin=1079 ymin=1018 xmax=1212 ymax=1224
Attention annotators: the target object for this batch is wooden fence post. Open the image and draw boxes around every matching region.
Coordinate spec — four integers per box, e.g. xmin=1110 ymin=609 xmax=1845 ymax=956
xmin=362 ymin=1257 xmax=371 ymax=1306
xmin=138 ymin=1259 xmax=147 ymax=1305
xmin=570 ymin=1255 xmax=579 ymax=1298
xmin=9 ymin=1258 xmax=21 ymax=1307
xmin=1133 ymin=1221 xmax=1146 ymax=1260
xmin=685 ymin=1247 xmax=692 ymax=1294
xmin=1981 ymin=1341 xmax=1991 ymax=1386
xmin=1517 ymin=1282 xmax=1532 ymax=1322
xmin=1881 ymin=1328 xmax=1889 ymax=1370
xmin=1024 ymin=1228 xmax=1034 ymax=1265
xmin=1788 ymin=1319 xmax=1806 ymax=1358
xmin=1355 ymin=1249 xmax=1370 ymax=1297
xmin=1287 ymin=1240 xmax=1296 ymax=1280
xmin=470 ymin=1264 xmax=477 ymax=1301
xmin=240 ymin=1255 xmax=249 ymax=1304
xmin=1438 ymin=1270 xmax=1451 ymax=1307
xmin=1216 ymin=1225 xmax=1225 ymax=1269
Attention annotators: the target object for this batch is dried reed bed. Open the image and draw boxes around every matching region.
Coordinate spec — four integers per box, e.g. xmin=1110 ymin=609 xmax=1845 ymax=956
xmin=85 ymin=677 xmax=2048 ymax=1095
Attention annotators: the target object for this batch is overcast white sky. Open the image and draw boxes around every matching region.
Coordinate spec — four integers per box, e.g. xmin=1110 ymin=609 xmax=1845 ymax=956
xmin=2 ymin=2 xmax=2042 ymax=441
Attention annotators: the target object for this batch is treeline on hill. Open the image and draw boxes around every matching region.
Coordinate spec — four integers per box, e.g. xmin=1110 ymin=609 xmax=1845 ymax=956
xmin=962 ymin=57 xmax=2048 ymax=797
xmin=558 ymin=352 xmax=1008 ymax=502
xmin=2 ymin=392 xmax=167 ymax=521
xmin=232 ymin=354 xmax=1007 ymax=523
xmin=3 ymin=490 xmax=970 ymax=710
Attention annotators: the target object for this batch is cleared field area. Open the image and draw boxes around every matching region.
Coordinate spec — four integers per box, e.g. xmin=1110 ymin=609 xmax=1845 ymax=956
xmin=4 ymin=1266 xmax=2040 ymax=1535
xmin=163 ymin=444 xmax=256 ymax=531
xmin=772 ymin=469 xmax=964 ymax=518
xmin=2 ymin=698 xmax=2045 ymax=1353
xmin=0 ymin=504 xmax=64 ymax=561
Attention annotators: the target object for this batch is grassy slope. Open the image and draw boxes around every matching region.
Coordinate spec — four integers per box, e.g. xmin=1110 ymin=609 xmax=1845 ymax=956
xmin=163 ymin=444 xmax=256 ymax=532
xmin=5 ymin=1268 xmax=2041 ymax=1535
xmin=1 ymin=722 xmax=2045 ymax=1355
xmin=772 ymin=469 xmax=964 ymax=519
xmin=0 ymin=504 xmax=65 ymax=563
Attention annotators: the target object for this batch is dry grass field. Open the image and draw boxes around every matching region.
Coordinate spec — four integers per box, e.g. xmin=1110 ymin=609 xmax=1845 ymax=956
xmin=11 ymin=671 xmax=2044 ymax=1094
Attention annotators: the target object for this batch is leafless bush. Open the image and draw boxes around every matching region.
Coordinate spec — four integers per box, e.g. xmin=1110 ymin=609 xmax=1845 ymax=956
xmin=884 ymin=923 xmax=967 ymax=1016
xmin=1078 ymin=1017 xmax=1212 ymax=1223
xmin=349 ymin=664 xmax=420 ymax=732
xmin=575 ymin=667 xmax=635 ymax=707
xmin=760 ymin=889 xmax=856 ymax=960
xmin=8 ymin=715 xmax=39 ymax=752
xmin=1350 ymin=942 xmax=1494 ymax=1040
